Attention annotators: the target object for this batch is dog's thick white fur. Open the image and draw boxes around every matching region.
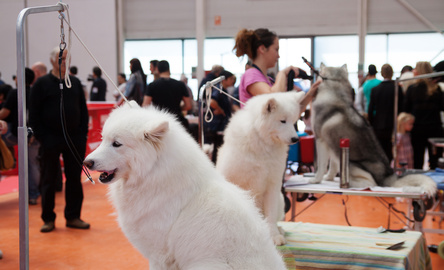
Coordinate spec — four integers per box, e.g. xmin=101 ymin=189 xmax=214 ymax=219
xmin=83 ymin=101 xmax=286 ymax=270
xmin=217 ymin=91 xmax=305 ymax=246
xmin=311 ymin=64 xmax=436 ymax=197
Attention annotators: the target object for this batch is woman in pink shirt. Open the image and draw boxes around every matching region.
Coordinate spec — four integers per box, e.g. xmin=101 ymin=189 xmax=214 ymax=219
xmin=233 ymin=28 xmax=321 ymax=108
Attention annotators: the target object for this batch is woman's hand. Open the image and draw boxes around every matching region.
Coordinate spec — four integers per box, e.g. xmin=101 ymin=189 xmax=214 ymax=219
xmin=283 ymin=66 xmax=300 ymax=77
xmin=299 ymin=78 xmax=323 ymax=109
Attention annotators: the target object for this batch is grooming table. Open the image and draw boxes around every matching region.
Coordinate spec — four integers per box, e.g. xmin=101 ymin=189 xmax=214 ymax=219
xmin=284 ymin=175 xmax=428 ymax=231
xmin=277 ymin=221 xmax=431 ymax=270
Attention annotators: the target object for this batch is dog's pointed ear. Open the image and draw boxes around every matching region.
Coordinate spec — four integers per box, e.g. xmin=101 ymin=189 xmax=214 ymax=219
xmin=144 ymin=121 xmax=169 ymax=145
xmin=263 ymin=98 xmax=278 ymax=114
xmin=320 ymin=63 xmax=326 ymax=72
xmin=293 ymin=91 xmax=306 ymax=102
xmin=341 ymin=64 xmax=348 ymax=72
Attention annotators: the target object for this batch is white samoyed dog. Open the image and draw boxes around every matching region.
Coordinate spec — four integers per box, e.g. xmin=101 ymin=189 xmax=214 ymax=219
xmin=217 ymin=91 xmax=305 ymax=246
xmin=83 ymin=101 xmax=286 ymax=270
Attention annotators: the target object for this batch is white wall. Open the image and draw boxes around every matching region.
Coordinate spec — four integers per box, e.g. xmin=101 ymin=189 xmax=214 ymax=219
xmin=0 ymin=0 xmax=25 ymax=86
xmin=123 ymin=0 xmax=444 ymax=39
xmin=1 ymin=0 xmax=117 ymax=101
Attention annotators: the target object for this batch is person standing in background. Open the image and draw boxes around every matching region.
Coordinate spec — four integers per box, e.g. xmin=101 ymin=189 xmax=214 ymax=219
xmin=0 ymin=84 xmax=12 ymax=108
xmin=404 ymin=61 xmax=444 ymax=169
xmin=118 ymin=58 xmax=146 ymax=105
xmin=396 ymin=112 xmax=415 ymax=169
xmin=150 ymin=60 xmax=159 ymax=82
xmin=29 ymin=47 xmax=90 ymax=232
xmin=368 ymin=64 xmax=403 ymax=163
xmin=31 ymin=62 xmax=47 ymax=84
xmin=0 ymin=68 xmax=41 ymax=205
xmin=362 ymin=64 xmax=381 ymax=114
xmin=142 ymin=60 xmax=191 ymax=129
xmin=32 ymin=61 xmax=65 ymax=192
xmin=180 ymin=73 xmax=197 ymax=116
xmin=89 ymin=66 xmax=107 ymax=101
xmin=113 ymin=73 xmax=127 ymax=102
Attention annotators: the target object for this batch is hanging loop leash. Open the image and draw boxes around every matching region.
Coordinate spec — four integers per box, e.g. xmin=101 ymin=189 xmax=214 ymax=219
xmin=58 ymin=13 xmax=66 ymax=51
xmin=58 ymin=2 xmax=71 ymax=88
xmin=57 ymin=1 xmax=129 ymax=105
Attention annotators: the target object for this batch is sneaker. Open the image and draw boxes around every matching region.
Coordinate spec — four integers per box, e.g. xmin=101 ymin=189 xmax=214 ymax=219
xmin=40 ymin=221 xmax=55 ymax=233
xmin=66 ymin=218 xmax=90 ymax=229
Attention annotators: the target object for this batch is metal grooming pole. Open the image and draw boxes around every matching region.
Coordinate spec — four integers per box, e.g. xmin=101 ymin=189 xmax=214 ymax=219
xmin=393 ymin=71 xmax=444 ymax=170
xmin=197 ymin=76 xmax=225 ymax=147
xmin=16 ymin=3 xmax=65 ymax=269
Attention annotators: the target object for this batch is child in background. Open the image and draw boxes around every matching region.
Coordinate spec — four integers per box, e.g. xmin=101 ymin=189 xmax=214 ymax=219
xmin=396 ymin=112 xmax=415 ymax=169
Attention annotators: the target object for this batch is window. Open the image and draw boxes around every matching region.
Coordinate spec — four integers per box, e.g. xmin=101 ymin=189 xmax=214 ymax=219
xmin=124 ymin=32 xmax=443 ymax=99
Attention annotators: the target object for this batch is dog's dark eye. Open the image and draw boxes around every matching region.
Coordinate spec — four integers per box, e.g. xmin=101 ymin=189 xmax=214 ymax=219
xmin=280 ymin=120 xmax=286 ymax=124
xmin=112 ymin=141 xmax=122 ymax=147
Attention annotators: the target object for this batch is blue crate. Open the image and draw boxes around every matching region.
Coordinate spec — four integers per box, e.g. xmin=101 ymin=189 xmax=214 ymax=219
xmin=288 ymin=131 xmax=307 ymax=162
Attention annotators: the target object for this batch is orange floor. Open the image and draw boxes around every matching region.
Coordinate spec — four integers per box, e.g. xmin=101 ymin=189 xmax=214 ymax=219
xmin=1 ymin=173 xmax=443 ymax=269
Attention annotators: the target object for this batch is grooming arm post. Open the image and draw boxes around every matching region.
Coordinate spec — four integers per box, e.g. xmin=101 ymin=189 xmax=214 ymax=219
xmin=16 ymin=3 xmax=65 ymax=270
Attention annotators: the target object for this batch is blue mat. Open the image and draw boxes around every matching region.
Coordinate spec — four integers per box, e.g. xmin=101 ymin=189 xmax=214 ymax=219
xmin=424 ymin=168 xmax=444 ymax=190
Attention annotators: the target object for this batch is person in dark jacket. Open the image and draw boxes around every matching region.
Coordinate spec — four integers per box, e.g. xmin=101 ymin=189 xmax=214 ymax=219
xmin=89 ymin=66 xmax=107 ymax=101
xmin=29 ymin=47 xmax=90 ymax=232
xmin=368 ymin=64 xmax=403 ymax=162
xmin=403 ymin=61 xmax=444 ymax=169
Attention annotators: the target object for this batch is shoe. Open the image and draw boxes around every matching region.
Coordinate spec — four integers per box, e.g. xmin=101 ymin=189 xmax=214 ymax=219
xmin=40 ymin=221 xmax=55 ymax=233
xmin=66 ymin=218 xmax=90 ymax=229
xmin=29 ymin=198 xmax=37 ymax=205
xmin=0 ymin=249 xmax=3 ymax=259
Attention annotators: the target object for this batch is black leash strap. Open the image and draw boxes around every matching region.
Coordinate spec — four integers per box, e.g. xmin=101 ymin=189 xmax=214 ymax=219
xmin=57 ymin=46 xmax=94 ymax=184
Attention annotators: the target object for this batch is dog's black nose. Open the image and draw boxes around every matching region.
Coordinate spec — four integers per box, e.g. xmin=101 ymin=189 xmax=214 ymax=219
xmin=83 ymin=159 xmax=94 ymax=169
xmin=291 ymin=137 xmax=299 ymax=143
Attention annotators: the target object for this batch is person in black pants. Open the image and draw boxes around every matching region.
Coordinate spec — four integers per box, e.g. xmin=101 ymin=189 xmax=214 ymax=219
xmin=29 ymin=47 xmax=90 ymax=232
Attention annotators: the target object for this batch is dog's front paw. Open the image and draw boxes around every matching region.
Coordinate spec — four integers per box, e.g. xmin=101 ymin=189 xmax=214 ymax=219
xmin=272 ymin=234 xmax=286 ymax=246
xmin=277 ymin=225 xmax=285 ymax=236
xmin=323 ymin=174 xmax=335 ymax=181
xmin=309 ymin=177 xmax=322 ymax=184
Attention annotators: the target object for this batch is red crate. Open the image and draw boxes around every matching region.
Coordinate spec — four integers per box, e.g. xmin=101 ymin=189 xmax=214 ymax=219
xmin=299 ymin=135 xmax=315 ymax=164
xmin=86 ymin=102 xmax=115 ymax=155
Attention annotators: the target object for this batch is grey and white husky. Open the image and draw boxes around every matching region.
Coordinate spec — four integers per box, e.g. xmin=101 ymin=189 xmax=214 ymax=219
xmin=310 ymin=63 xmax=436 ymax=196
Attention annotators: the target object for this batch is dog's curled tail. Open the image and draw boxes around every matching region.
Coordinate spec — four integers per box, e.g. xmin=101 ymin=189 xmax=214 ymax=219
xmin=385 ymin=174 xmax=437 ymax=197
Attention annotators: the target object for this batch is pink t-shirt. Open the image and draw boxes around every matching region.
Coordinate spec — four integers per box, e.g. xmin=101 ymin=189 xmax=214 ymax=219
xmin=239 ymin=68 xmax=273 ymax=108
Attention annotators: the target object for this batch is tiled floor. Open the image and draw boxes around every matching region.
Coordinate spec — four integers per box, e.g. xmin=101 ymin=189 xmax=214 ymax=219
xmin=0 ymin=173 xmax=443 ymax=269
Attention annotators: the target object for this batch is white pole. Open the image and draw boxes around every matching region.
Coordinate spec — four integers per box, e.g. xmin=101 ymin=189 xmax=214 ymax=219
xmin=196 ymin=0 xmax=205 ymax=145
xmin=196 ymin=0 xmax=205 ymax=88
xmin=116 ymin=0 xmax=124 ymax=73
xmin=357 ymin=0 xmax=367 ymax=82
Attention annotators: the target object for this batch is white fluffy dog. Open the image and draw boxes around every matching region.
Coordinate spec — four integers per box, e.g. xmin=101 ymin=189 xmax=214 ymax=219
xmin=217 ymin=91 xmax=305 ymax=246
xmin=83 ymin=101 xmax=286 ymax=270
